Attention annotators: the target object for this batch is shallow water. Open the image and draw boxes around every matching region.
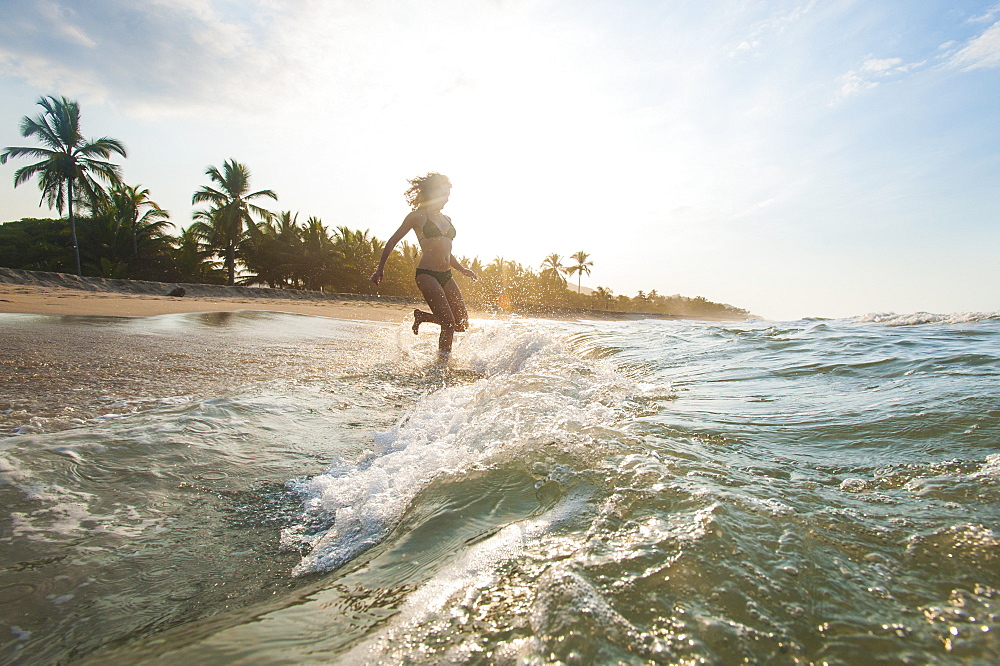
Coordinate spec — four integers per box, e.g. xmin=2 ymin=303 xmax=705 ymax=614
xmin=1 ymin=311 xmax=998 ymax=663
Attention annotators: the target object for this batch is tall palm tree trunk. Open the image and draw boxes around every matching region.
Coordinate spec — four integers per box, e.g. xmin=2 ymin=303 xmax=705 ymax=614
xmin=227 ymin=244 xmax=237 ymax=285
xmin=67 ymin=178 xmax=81 ymax=275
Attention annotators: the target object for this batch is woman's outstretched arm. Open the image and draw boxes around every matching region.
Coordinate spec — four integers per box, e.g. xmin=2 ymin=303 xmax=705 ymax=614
xmin=450 ymin=255 xmax=478 ymax=280
xmin=371 ymin=215 xmax=416 ymax=284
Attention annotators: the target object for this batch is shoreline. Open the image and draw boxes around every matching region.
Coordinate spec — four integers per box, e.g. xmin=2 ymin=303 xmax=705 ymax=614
xmin=0 ymin=267 xmax=743 ymax=322
xmin=0 ymin=267 xmax=436 ymax=322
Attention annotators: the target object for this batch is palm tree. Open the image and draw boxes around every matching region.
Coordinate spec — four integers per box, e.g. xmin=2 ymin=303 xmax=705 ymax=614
xmin=191 ymin=159 xmax=276 ymax=285
xmin=483 ymin=256 xmax=523 ymax=311
xmin=540 ymin=253 xmax=567 ymax=287
xmin=565 ymin=251 xmax=593 ymax=294
xmin=173 ymin=226 xmax=225 ymax=284
xmin=299 ymin=216 xmax=334 ymax=291
xmin=113 ymin=184 xmax=171 ymax=258
xmin=331 ymin=226 xmax=382 ymax=293
xmin=592 ymin=286 xmax=615 ymax=310
xmin=271 ymin=211 xmax=304 ymax=287
xmin=81 ymin=185 xmax=173 ymax=279
xmin=1 ymin=95 xmax=127 ymax=275
xmin=241 ymin=210 xmax=301 ymax=287
xmin=487 ymin=256 xmax=517 ymax=285
xmin=78 ymin=206 xmax=130 ymax=277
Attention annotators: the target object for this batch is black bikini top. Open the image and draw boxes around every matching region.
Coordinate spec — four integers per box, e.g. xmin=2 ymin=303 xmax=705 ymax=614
xmin=422 ymin=213 xmax=456 ymax=240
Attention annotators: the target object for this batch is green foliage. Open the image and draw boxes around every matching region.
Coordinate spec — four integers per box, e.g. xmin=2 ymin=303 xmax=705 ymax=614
xmin=171 ymin=227 xmax=226 ymax=284
xmin=79 ymin=184 xmax=175 ymax=280
xmin=98 ymin=257 xmax=128 ymax=279
xmin=377 ymin=240 xmax=422 ymax=299
xmin=330 ymin=226 xmax=385 ymax=295
xmin=240 ymin=210 xmax=302 ymax=287
xmin=0 ymin=217 xmax=74 ymax=271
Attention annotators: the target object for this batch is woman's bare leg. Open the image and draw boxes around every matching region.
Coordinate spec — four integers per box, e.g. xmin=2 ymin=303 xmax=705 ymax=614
xmin=415 ymin=274 xmax=457 ymax=354
xmin=443 ymin=279 xmax=469 ymax=332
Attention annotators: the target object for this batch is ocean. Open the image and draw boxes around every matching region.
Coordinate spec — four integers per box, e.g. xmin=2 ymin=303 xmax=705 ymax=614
xmin=1 ymin=310 xmax=998 ymax=663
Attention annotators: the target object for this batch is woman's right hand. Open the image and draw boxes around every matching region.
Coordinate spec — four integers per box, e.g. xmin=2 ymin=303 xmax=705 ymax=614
xmin=370 ymin=267 xmax=384 ymax=285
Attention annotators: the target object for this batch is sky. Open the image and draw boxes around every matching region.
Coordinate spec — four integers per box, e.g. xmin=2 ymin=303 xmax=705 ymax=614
xmin=0 ymin=0 xmax=998 ymax=321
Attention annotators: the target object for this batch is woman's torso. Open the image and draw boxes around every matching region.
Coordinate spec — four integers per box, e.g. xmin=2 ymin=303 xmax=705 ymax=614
xmin=413 ymin=208 xmax=455 ymax=271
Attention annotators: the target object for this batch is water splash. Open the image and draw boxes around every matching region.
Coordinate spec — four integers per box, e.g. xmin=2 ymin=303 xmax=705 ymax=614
xmin=281 ymin=320 xmax=637 ymax=576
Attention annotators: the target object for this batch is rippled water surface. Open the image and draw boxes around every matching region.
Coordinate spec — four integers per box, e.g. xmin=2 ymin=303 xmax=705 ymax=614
xmin=1 ymin=311 xmax=998 ymax=663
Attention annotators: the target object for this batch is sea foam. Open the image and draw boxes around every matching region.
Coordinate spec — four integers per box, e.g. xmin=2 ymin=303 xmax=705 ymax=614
xmin=280 ymin=320 xmax=635 ymax=576
xmin=854 ymin=311 xmax=1000 ymax=326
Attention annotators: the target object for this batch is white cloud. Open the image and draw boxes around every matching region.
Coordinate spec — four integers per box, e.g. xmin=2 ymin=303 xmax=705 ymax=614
xmin=862 ymin=57 xmax=904 ymax=73
xmin=836 ymin=55 xmax=927 ymax=99
xmin=834 ymin=7 xmax=1000 ymax=99
xmin=728 ymin=0 xmax=816 ymax=56
xmin=38 ymin=0 xmax=97 ymax=48
xmin=949 ymin=20 xmax=1000 ymax=71
xmin=969 ymin=3 xmax=1000 ymax=23
xmin=0 ymin=0 xmax=287 ymax=118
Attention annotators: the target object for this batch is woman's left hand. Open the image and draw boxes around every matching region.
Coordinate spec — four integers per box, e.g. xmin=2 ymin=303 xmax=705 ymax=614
xmin=462 ymin=267 xmax=479 ymax=281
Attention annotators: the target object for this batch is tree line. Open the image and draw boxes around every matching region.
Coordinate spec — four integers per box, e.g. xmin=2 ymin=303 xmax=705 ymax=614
xmin=1 ymin=95 xmax=748 ymax=319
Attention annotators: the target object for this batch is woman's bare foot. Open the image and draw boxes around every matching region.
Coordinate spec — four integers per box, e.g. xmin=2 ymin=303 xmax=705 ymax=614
xmin=413 ymin=309 xmax=433 ymax=335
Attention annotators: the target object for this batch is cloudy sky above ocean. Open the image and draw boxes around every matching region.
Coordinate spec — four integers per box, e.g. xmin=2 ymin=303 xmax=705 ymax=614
xmin=0 ymin=0 xmax=997 ymax=320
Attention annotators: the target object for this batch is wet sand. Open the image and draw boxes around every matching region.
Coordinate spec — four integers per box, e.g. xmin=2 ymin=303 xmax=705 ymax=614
xmin=0 ymin=311 xmax=400 ymax=435
xmin=0 ymin=270 xmax=482 ymax=434
xmin=0 ymin=270 xmax=440 ymax=434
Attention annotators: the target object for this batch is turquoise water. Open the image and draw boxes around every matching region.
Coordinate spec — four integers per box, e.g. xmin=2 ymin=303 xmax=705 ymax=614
xmin=1 ymin=311 xmax=998 ymax=663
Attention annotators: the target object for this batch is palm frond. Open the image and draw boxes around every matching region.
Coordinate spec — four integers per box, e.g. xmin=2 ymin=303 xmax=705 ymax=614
xmin=18 ymin=114 xmax=64 ymax=151
xmin=50 ymin=96 xmax=82 ymax=148
xmin=246 ymin=188 xmax=278 ymax=202
xmin=79 ymin=157 xmax=124 ymax=184
xmin=77 ymin=136 xmax=127 ymax=159
xmin=138 ymin=207 xmax=171 ymax=224
xmin=204 ymin=165 xmax=226 ymax=189
xmin=192 ymin=186 xmax=228 ymax=206
xmin=1 ymin=145 xmax=58 ymax=164
xmin=12 ymin=160 xmax=50 ymax=188
xmin=247 ymin=202 xmax=275 ymax=220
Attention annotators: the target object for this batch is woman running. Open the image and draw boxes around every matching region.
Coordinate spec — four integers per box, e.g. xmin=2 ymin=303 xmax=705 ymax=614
xmin=371 ymin=173 xmax=478 ymax=356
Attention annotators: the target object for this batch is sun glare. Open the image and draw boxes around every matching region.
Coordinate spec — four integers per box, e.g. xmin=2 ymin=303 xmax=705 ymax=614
xmin=262 ymin=2 xmax=661 ymax=277
xmin=389 ymin=29 xmax=644 ymax=266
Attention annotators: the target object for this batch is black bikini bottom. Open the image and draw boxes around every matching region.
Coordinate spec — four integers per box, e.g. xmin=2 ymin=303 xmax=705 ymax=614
xmin=415 ymin=268 xmax=453 ymax=287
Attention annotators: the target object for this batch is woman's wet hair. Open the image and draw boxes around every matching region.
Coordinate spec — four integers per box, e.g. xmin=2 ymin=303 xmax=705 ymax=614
xmin=405 ymin=172 xmax=451 ymax=209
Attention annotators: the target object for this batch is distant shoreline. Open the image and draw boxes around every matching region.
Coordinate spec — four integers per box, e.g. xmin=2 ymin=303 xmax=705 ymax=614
xmin=0 ymin=268 xmax=743 ymax=322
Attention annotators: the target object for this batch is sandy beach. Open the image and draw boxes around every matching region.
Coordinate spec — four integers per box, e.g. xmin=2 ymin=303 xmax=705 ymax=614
xmin=0 ymin=284 xmax=426 ymax=322
xmin=0 ymin=269 xmax=430 ymax=322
